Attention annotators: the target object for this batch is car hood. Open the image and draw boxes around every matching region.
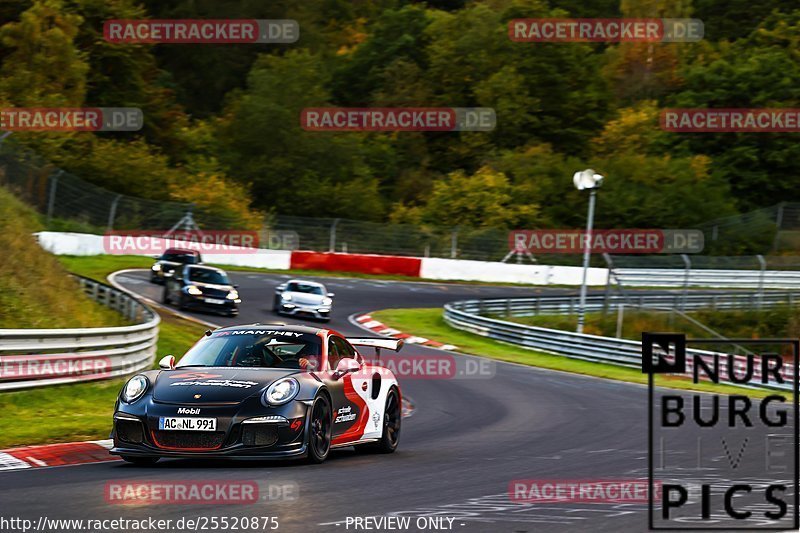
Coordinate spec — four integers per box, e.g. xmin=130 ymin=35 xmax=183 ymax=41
xmin=152 ymin=367 xmax=300 ymax=404
xmin=287 ymin=291 xmax=325 ymax=305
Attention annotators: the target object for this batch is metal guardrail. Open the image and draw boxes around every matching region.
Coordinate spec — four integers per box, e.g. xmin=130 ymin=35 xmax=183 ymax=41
xmin=466 ymin=291 xmax=800 ymax=317
xmin=614 ymin=268 xmax=800 ymax=289
xmin=443 ymin=297 xmax=795 ymax=391
xmin=0 ymin=276 xmax=159 ymax=391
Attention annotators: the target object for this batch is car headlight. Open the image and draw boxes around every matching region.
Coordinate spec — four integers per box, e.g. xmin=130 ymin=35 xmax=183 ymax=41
xmin=186 ymin=285 xmax=203 ymax=296
xmin=122 ymin=375 xmax=148 ymax=403
xmin=151 ymin=264 xmax=161 ymax=271
xmin=321 ymin=297 xmax=332 ymax=306
xmin=281 ymin=292 xmax=292 ymax=301
xmin=226 ymin=289 xmax=239 ymax=300
xmin=263 ymin=378 xmax=300 ymax=406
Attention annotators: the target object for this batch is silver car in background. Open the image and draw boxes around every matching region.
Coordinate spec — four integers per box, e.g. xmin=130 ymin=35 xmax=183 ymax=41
xmin=273 ymin=279 xmax=334 ymax=322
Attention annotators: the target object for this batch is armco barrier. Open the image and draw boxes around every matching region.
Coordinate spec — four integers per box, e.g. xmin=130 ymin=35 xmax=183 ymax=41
xmin=35 ymin=232 xmax=292 ymax=270
xmin=290 ymin=251 xmax=422 ymax=277
xmin=0 ymin=276 xmax=159 ymax=391
xmin=31 ymin=231 xmax=800 ymax=288
xmin=615 ymin=268 xmax=800 ymax=289
xmin=465 ymin=291 xmax=800 ymax=316
xmin=443 ymin=299 xmax=795 ymax=391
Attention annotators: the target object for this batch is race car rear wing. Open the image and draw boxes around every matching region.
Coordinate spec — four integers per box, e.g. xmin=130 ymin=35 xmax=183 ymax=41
xmin=348 ymin=337 xmax=404 ymax=353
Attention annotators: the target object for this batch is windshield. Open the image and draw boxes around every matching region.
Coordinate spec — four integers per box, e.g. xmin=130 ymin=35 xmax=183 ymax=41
xmin=188 ymin=268 xmax=230 ymax=285
xmin=161 ymin=252 xmax=198 ymax=264
xmin=177 ymin=330 xmax=322 ymax=370
xmin=287 ymin=282 xmax=324 ymax=295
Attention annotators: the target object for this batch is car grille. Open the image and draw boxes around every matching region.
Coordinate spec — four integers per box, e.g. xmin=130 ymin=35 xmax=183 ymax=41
xmin=116 ymin=419 xmax=144 ymax=444
xmin=201 ymin=287 xmax=229 ymax=298
xmin=151 ymin=430 xmax=225 ymax=450
xmin=241 ymin=425 xmax=279 ymax=447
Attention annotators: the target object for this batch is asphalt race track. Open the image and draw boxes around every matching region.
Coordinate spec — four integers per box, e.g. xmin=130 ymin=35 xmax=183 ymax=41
xmin=0 ymin=271 xmax=794 ymax=532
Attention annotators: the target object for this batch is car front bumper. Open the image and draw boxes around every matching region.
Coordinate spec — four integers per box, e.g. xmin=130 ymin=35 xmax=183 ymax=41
xmin=110 ymin=398 xmax=310 ymax=459
xmin=277 ymin=302 xmax=331 ymax=320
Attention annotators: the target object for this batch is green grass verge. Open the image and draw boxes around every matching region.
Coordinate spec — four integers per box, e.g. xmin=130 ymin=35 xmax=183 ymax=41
xmin=370 ymin=308 xmax=785 ymax=399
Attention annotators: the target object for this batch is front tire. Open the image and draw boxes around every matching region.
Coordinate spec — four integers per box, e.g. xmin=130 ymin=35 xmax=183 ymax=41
xmin=307 ymin=394 xmax=332 ymax=463
xmin=120 ymin=455 xmax=159 ymax=466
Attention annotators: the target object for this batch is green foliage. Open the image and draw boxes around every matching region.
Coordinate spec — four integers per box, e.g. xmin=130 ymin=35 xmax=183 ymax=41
xmin=0 ymin=0 xmax=798 ymax=246
xmin=219 ymin=50 xmax=386 ymax=220
xmin=0 ymin=186 xmax=126 ymax=328
xmin=392 ymin=166 xmax=540 ymax=228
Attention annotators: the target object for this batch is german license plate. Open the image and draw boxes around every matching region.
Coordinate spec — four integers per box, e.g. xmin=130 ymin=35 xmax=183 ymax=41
xmin=158 ymin=417 xmax=217 ymax=431
xmin=205 ymin=298 xmax=225 ymax=305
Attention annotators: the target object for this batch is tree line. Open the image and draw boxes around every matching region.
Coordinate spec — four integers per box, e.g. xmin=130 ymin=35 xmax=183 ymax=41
xmin=0 ymin=0 xmax=798 ymax=248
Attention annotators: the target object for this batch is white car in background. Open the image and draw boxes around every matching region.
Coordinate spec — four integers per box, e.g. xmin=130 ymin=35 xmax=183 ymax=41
xmin=273 ymin=279 xmax=334 ymax=322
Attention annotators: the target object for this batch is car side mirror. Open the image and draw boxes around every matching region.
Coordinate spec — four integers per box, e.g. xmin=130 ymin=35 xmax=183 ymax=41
xmin=233 ymin=284 xmax=239 ymax=289
xmin=327 ymin=292 xmax=335 ymax=297
xmin=333 ymin=357 xmax=360 ymax=380
xmin=159 ymin=355 xmax=176 ymax=370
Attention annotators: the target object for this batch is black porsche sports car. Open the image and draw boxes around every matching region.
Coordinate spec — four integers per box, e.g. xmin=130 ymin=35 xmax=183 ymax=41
xmin=110 ymin=324 xmax=403 ymax=464
xmin=162 ymin=264 xmax=240 ymax=316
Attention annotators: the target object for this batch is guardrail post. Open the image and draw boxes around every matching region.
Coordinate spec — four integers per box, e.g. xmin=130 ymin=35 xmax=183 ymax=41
xmin=506 ymin=299 xmax=511 ymax=318
xmin=615 ymin=304 xmax=624 ymax=338
xmin=450 ymin=228 xmax=458 ymax=259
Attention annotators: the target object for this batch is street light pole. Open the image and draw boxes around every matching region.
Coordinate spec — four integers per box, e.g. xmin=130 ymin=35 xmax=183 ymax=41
xmin=573 ymin=169 xmax=604 ymax=334
xmin=577 ymin=188 xmax=596 ymax=334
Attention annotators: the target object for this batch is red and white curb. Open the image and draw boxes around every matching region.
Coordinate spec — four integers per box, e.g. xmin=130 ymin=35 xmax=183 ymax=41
xmin=354 ymin=314 xmax=458 ymax=351
xmin=0 ymin=439 xmax=116 ymax=471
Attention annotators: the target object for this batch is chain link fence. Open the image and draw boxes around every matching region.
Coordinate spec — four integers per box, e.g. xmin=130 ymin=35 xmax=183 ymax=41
xmin=697 ymin=203 xmax=800 ymax=255
xmin=1 ymin=139 xmax=798 ymax=261
xmin=0 ymin=140 xmax=232 ymax=232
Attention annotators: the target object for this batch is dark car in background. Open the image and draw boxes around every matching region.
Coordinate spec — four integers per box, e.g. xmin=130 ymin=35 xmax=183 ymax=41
xmin=163 ymin=264 xmax=240 ymax=316
xmin=150 ymin=248 xmax=202 ymax=284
